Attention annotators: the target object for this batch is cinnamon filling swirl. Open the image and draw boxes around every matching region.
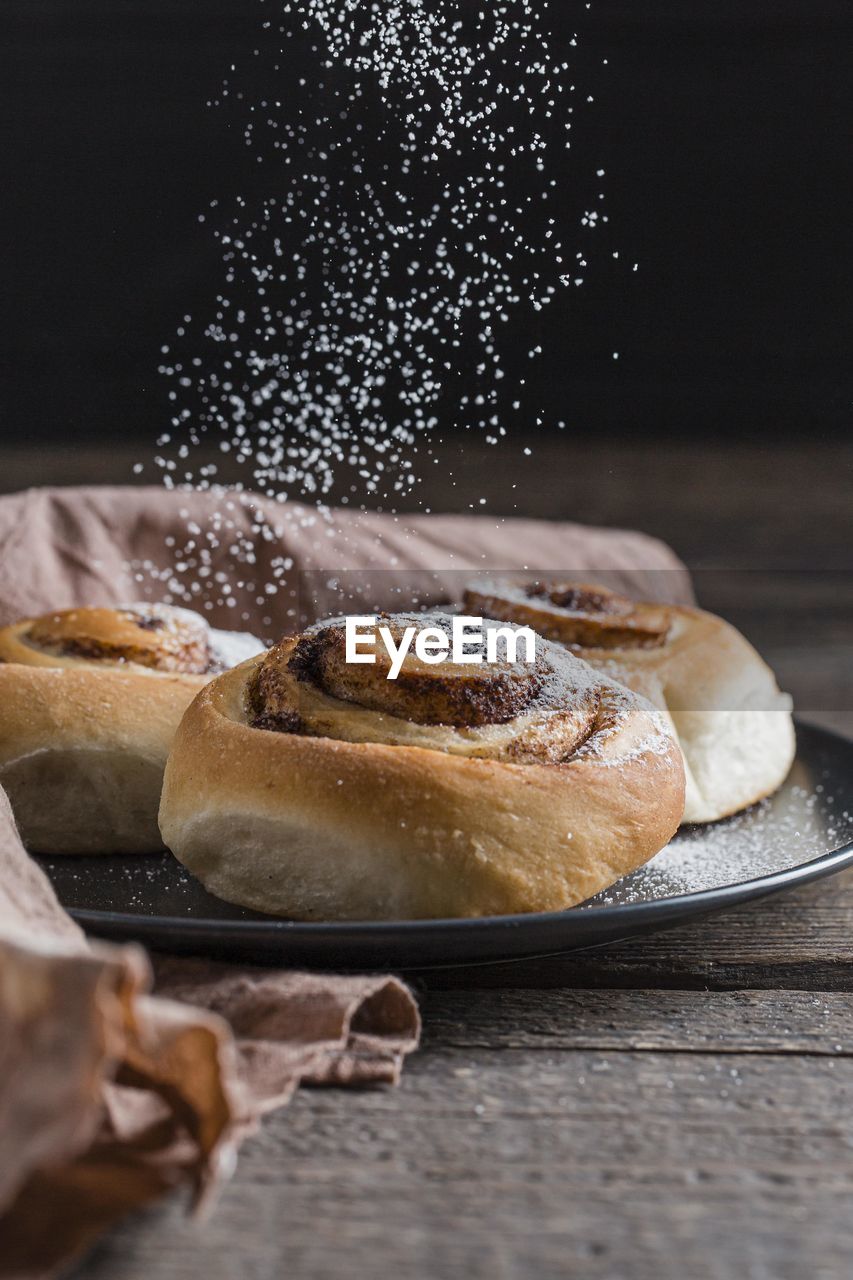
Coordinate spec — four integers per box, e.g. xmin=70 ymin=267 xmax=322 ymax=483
xmin=246 ymin=612 xmax=602 ymax=765
xmin=24 ymin=605 xmax=212 ymax=674
xmin=286 ymin=617 xmax=544 ymax=727
xmin=463 ymin=581 xmax=671 ymax=650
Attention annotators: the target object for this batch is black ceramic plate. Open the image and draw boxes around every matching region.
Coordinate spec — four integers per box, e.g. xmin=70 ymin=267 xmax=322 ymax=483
xmin=38 ymin=721 xmax=853 ymax=970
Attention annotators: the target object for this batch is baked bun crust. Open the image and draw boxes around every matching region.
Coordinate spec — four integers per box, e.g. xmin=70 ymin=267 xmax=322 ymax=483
xmin=0 ymin=605 xmax=263 ymax=854
xmin=159 ymin=613 xmax=685 ymax=920
xmin=464 ymin=581 xmax=796 ymax=824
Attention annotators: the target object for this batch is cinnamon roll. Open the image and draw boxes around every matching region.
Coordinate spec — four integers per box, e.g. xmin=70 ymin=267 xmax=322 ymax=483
xmin=0 ymin=604 xmax=263 ymax=854
xmin=463 ymin=581 xmax=796 ymax=824
xmin=159 ymin=613 xmax=684 ymax=920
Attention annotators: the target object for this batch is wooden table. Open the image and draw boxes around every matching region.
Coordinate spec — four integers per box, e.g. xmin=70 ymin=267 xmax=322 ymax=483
xmin=8 ymin=438 xmax=843 ymax=1279
xmin=70 ymin=826 xmax=853 ymax=1280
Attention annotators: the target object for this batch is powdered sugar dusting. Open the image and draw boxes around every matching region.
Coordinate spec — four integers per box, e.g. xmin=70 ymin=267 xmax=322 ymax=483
xmin=208 ymin=627 xmax=267 ymax=672
xmin=589 ymin=771 xmax=853 ymax=906
xmin=121 ymin=602 xmax=264 ymax=672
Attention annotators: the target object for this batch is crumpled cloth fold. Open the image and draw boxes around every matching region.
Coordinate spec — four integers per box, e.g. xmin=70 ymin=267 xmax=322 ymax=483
xmin=0 ymin=786 xmax=419 ymax=1280
xmin=0 ymin=485 xmax=692 ymax=631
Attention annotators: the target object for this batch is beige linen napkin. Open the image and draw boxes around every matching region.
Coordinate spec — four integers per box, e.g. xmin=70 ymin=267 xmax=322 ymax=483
xmin=0 ymin=484 xmax=692 ymax=1277
xmin=0 ymin=789 xmax=420 ymax=1280
xmin=0 ymin=485 xmax=692 ymax=631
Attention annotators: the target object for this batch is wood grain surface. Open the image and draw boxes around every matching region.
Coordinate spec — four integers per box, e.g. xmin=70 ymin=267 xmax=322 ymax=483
xmin=15 ymin=438 xmax=847 ymax=1280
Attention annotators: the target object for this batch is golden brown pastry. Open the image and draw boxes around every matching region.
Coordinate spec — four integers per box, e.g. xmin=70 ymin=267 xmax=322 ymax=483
xmin=463 ymin=581 xmax=795 ymax=824
xmin=0 ymin=604 xmax=263 ymax=854
xmin=159 ymin=612 xmax=685 ymax=920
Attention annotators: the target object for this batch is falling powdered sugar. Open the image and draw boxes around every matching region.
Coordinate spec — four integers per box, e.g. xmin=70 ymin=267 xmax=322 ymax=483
xmin=132 ymin=1 xmax=622 ymax=615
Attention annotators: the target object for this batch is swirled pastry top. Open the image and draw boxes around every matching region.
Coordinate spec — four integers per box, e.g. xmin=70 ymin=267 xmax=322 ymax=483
xmin=245 ymin=611 xmax=674 ymax=767
xmin=0 ymin=604 xmax=264 ymax=676
xmin=460 ymin=578 xmax=790 ymax=711
xmin=463 ymin=580 xmax=672 ymax=650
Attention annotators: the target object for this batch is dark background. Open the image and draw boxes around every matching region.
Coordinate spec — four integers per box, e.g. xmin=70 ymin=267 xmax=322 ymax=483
xmin=3 ymin=0 xmax=853 ymax=451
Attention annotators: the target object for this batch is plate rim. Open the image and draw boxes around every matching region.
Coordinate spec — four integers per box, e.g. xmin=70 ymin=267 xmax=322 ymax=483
xmin=63 ymin=718 xmax=853 ymax=942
